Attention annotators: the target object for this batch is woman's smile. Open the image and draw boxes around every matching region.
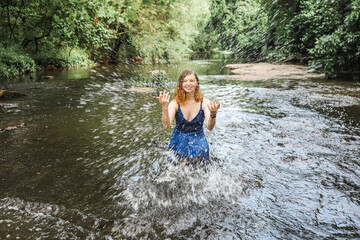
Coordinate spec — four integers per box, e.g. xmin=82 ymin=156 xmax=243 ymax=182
xmin=183 ymin=74 xmax=198 ymax=93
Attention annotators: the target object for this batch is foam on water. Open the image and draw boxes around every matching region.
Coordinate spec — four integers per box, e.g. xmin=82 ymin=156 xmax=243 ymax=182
xmin=114 ymin=160 xmax=244 ymax=212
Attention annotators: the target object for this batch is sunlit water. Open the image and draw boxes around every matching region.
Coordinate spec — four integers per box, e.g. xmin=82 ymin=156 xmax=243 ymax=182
xmin=1 ymin=60 xmax=359 ymax=239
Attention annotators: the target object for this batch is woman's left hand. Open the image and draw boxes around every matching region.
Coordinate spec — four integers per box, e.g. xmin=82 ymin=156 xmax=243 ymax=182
xmin=207 ymin=100 xmax=220 ymax=116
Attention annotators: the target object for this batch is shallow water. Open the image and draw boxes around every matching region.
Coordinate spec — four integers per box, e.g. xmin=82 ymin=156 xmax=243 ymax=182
xmin=1 ymin=60 xmax=360 ymax=239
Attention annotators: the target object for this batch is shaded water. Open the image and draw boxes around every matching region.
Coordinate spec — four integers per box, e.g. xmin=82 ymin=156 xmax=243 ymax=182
xmin=1 ymin=60 xmax=360 ymax=239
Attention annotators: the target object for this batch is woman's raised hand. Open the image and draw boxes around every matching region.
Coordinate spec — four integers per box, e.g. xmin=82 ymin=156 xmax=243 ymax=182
xmin=156 ymin=90 xmax=170 ymax=106
xmin=207 ymin=100 xmax=220 ymax=116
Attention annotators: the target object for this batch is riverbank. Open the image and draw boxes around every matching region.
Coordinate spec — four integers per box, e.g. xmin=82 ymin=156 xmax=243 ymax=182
xmin=225 ymin=62 xmax=325 ymax=81
xmin=0 ymin=45 xmax=95 ymax=81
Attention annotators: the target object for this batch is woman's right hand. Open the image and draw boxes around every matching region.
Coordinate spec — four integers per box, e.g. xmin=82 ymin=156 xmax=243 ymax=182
xmin=156 ymin=90 xmax=170 ymax=107
xmin=157 ymin=90 xmax=173 ymax=129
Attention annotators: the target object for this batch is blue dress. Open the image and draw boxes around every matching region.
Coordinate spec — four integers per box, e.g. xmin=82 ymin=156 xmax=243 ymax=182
xmin=168 ymin=101 xmax=210 ymax=162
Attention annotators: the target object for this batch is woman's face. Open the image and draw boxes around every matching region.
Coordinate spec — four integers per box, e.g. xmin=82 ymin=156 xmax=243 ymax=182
xmin=182 ymin=73 xmax=198 ymax=94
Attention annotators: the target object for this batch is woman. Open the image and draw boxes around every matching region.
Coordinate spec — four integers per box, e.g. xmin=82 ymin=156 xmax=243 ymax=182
xmin=156 ymin=69 xmax=220 ymax=166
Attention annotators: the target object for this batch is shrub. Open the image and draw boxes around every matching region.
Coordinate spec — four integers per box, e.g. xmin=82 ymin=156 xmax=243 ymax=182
xmin=0 ymin=44 xmax=36 ymax=79
xmin=32 ymin=47 xmax=94 ymax=68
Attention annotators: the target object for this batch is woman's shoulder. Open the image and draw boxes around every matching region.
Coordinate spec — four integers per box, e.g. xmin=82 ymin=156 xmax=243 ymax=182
xmin=202 ymin=98 xmax=211 ymax=104
xmin=170 ymin=99 xmax=178 ymax=105
xmin=201 ymin=98 xmax=211 ymax=109
xmin=169 ymin=100 xmax=179 ymax=110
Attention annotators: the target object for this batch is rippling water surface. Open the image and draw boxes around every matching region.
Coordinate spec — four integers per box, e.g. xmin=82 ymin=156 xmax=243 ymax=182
xmin=1 ymin=60 xmax=360 ymax=239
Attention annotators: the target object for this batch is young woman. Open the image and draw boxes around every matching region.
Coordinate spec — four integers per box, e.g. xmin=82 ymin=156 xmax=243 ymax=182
xmin=156 ymin=69 xmax=220 ymax=166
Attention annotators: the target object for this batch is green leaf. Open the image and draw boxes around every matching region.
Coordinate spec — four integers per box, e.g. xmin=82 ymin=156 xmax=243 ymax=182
xmin=126 ymin=13 xmax=136 ymax=22
xmin=131 ymin=2 xmax=140 ymax=10
xmin=98 ymin=6 xmax=106 ymax=18
xmin=118 ymin=17 xmax=125 ymax=23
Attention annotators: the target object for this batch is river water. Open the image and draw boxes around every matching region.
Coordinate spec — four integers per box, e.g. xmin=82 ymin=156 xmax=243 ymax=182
xmin=1 ymin=60 xmax=359 ymax=239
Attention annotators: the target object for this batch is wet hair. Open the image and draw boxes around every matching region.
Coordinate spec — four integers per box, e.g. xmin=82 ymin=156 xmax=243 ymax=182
xmin=173 ymin=69 xmax=203 ymax=104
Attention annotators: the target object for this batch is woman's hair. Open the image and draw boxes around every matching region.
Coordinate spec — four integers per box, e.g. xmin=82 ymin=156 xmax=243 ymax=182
xmin=174 ymin=69 xmax=203 ymax=104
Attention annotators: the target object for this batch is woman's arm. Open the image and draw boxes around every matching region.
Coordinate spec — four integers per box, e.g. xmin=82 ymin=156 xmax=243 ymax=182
xmin=157 ymin=90 xmax=177 ymax=130
xmin=162 ymin=100 xmax=177 ymax=129
xmin=204 ymin=98 xmax=220 ymax=131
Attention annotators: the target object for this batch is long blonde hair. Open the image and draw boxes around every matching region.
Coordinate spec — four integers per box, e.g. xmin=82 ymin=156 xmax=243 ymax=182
xmin=173 ymin=69 xmax=203 ymax=104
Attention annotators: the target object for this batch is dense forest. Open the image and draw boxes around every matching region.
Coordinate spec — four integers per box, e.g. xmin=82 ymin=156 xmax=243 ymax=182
xmin=196 ymin=0 xmax=360 ymax=78
xmin=1 ymin=0 xmax=359 ymax=79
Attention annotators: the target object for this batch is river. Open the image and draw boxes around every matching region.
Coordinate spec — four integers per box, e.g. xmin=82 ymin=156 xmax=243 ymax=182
xmin=1 ymin=59 xmax=359 ymax=239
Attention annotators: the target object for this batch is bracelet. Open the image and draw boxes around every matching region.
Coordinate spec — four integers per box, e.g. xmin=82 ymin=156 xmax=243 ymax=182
xmin=211 ymin=114 xmax=216 ymax=119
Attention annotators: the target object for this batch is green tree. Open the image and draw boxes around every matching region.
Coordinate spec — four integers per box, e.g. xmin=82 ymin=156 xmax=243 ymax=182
xmin=111 ymin=0 xmax=210 ymax=63
xmin=1 ymin=0 xmax=211 ymax=79
xmin=0 ymin=0 xmax=119 ymax=75
xmin=197 ymin=0 xmax=360 ymax=77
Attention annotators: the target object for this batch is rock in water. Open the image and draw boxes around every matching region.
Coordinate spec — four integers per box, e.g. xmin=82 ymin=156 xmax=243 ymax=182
xmin=41 ymin=75 xmax=54 ymax=79
xmin=124 ymin=87 xmax=155 ymax=93
xmin=0 ymin=121 xmax=25 ymax=131
xmin=0 ymin=90 xmax=26 ymax=100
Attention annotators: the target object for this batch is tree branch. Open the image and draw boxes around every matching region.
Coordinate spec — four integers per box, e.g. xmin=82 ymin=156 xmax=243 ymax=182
xmin=6 ymin=0 xmax=15 ymax=41
xmin=23 ymin=16 xmax=53 ymax=49
xmin=9 ymin=0 xmax=25 ymax=43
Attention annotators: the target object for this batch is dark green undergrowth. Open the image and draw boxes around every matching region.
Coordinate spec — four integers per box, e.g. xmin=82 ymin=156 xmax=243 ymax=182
xmin=0 ymin=44 xmax=37 ymax=79
xmin=0 ymin=44 xmax=94 ymax=80
xmin=32 ymin=47 xmax=94 ymax=68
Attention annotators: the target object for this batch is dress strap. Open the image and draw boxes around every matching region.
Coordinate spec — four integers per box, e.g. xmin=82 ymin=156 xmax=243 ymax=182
xmin=200 ymin=101 xmax=203 ymax=110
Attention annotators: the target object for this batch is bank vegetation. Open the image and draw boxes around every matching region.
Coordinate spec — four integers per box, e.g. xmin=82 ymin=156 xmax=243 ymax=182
xmin=1 ymin=0 xmax=359 ymax=79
